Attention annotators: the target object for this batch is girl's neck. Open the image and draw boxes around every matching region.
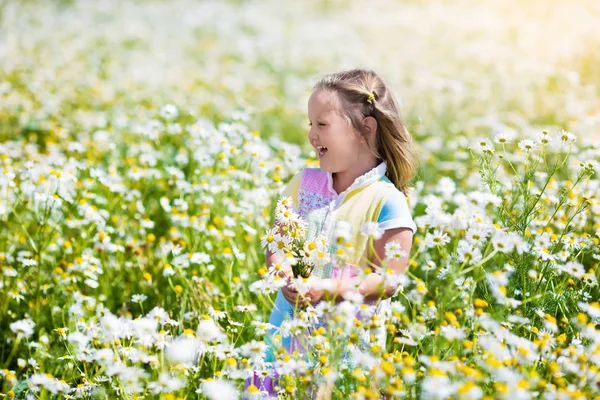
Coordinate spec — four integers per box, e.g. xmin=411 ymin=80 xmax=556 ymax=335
xmin=331 ymin=159 xmax=380 ymax=195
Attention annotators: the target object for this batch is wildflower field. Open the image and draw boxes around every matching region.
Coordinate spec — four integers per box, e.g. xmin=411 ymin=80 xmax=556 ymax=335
xmin=1 ymin=0 xmax=600 ymax=399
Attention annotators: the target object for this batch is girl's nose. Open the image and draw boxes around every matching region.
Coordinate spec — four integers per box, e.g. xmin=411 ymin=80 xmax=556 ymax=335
xmin=307 ymin=127 xmax=318 ymax=143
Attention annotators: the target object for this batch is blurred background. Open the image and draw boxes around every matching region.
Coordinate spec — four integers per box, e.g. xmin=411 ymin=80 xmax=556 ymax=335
xmin=2 ymin=0 xmax=599 ymax=143
xmin=1 ymin=0 xmax=600 ymax=194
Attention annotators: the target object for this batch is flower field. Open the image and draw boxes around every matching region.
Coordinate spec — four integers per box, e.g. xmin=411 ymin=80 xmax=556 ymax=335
xmin=1 ymin=0 xmax=600 ymax=399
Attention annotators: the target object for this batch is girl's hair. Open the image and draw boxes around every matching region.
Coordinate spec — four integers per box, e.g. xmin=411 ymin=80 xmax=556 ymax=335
xmin=313 ymin=68 xmax=418 ymax=196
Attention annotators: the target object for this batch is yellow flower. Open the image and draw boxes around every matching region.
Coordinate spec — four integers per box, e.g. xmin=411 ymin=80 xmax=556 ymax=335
xmin=473 ymin=298 xmax=488 ymax=308
xmin=457 ymin=381 xmax=478 ymax=395
xmin=226 ymin=357 xmax=237 ymax=367
xmin=381 ymin=361 xmax=395 ymax=375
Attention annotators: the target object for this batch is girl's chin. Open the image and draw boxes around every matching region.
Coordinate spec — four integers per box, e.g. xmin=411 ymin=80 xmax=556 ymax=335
xmin=317 ymin=164 xmax=339 ymax=174
xmin=317 ymin=160 xmax=331 ymax=171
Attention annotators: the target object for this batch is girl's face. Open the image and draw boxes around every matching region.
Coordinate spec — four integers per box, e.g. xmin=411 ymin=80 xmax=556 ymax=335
xmin=307 ymin=89 xmax=366 ymax=173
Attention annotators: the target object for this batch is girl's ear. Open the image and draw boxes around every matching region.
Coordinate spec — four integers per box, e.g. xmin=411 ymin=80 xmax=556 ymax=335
xmin=362 ymin=116 xmax=378 ymax=142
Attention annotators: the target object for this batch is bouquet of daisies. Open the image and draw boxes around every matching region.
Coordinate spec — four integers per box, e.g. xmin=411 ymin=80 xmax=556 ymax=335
xmin=260 ymin=197 xmax=330 ymax=278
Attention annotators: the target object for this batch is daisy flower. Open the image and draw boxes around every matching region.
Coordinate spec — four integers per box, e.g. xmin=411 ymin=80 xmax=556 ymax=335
xmin=424 ymin=229 xmax=451 ymax=248
xmin=360 ymin=221 xmax=384 ymax=240
xmin=275 ymin=203 xmax=295 ymax=225
xmin=199 ymin=378 xmax=238 ymax=400
xmin=456 ymin=240 xmax=482 ymax=265
xmin=131 ymin=294 xmax=147 ymax=303
xmin=385 ymin=240 xmax=408 ymax=261
xmin=578 ymin=301 xmax=600 ymax=319
xmin=260 ymin=227 xmax=279 ymax=249
xmin=267 ymin=234 xmax=291 ymax=257
xmin=517 ymin=139 xmax=536 ymax=153
xmin=234 ymin=304 xmax=257 ymax=313
xmin=251 ymin=321 xmax=276 ymax=336
xmin=159 ymin=104 xmax=178 ymax=120
xmin=557 ymin=261 xmax=585 ymax=279
xmin=537 ymin=130 xmax=552 ymax=145
xmin=10 ymin=319 xmax=36 ymax=339
xmin=559 ymin=129 xmax=576 ymax=142
xmin=493 ymin=132 xmax=514 ymax=145
xmin=332 ymin=220 xmax=353 ymax=246
xmin=208 ymin=306 xmax=227 ymax=320
xmin=240 ymin=340 xmax=267 ymax=362
xmin=476 ymin=138 xmax=494 ymax=153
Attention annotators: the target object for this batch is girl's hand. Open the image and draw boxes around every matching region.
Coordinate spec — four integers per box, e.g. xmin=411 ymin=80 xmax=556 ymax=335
xmin=276 ymin=266 xmax=301 ymax=305
xmin=281 ymin=275 xmax=324 ymax=306
xmin=281 ymin=281 xmax=301 ymax=305
xmin=303 ymin=278 xmax=325 ymax=305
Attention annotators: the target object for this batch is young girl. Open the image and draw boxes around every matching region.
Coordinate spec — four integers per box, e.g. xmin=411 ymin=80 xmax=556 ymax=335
xmin=245 ymin=68 xmax=417 ymax=397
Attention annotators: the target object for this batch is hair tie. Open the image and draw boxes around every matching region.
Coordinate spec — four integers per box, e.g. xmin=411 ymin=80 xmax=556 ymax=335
xmin=367 ymin=92 xmax=375 ymax=104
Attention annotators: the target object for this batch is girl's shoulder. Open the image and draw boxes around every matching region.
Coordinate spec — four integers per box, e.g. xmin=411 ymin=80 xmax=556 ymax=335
xmin=373 ymin=175 xmax=412 ymax=201
xmin=372 ymin=176 xmax=417 ymax=233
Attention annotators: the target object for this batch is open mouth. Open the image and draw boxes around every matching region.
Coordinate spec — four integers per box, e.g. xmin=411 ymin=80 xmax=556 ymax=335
xmin=317 ymin=145 xmax=328 ymax=157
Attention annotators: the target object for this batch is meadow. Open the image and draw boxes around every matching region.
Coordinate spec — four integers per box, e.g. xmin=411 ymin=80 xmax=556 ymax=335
xmin=1 ymin=0 xmax=600 ymax=398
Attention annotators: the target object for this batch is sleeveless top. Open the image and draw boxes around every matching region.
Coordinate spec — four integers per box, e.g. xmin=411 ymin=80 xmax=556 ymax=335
xmin=280 ymin=161 xmax=417 ymax=279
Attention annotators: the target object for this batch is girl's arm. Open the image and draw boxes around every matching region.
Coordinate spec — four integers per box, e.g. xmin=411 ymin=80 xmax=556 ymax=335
xmin=321 ymin=227 xmax=414 ymax=304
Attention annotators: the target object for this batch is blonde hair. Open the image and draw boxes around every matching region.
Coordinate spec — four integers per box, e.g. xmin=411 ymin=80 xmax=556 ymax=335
xmin=313 ymin=69 xmax=418 ymax=196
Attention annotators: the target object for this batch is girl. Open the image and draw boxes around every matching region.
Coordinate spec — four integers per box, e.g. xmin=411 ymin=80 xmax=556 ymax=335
xmin=245 ymin=68 xmax=418 ymax=398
